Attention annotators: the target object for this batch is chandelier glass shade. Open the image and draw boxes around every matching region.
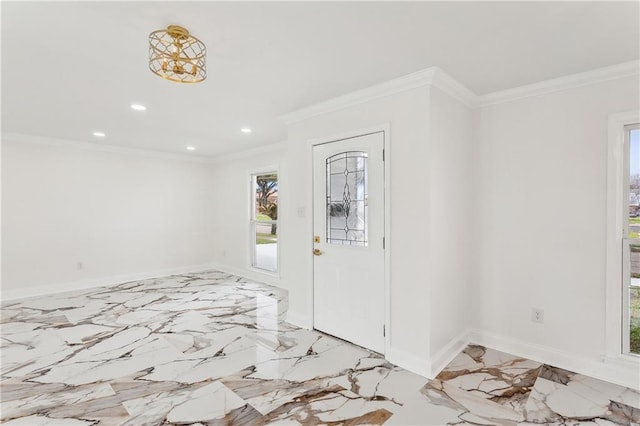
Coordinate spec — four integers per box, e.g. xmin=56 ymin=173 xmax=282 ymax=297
xmin=148 ymin=25 xmax=206 ymax=83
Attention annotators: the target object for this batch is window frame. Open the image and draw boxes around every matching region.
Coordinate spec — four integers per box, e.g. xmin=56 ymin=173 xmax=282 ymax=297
xmin=622 ymin=123 xmax=640 ymax=355
xmin=249 ymin=169 xmax=279 ymax=274
xmin=605 ymin=111 xmax=640 ymax=362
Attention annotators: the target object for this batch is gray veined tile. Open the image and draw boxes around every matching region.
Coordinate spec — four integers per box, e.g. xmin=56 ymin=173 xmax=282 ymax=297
xmin=538 ymin=365 xmax=640 ymax=410
xmin=2 ymin=270 xmax=639 ymax=425
xmin=257 ymin=384 xmax=395 ymax=424
xmin=419 ymin=345 xmax=544 ymax=425
xmin=0 ymin=382 xmax=116 ymax=420
xmin=17 ymin=296 xmax=88 ymax=311
xmin=0 ymin=322 xmax=46 ymax=335
xmin=165 ymin=381 xmax=248 ymax=423
xmin=158 ymin=332 xmax=195 ymax=352
xmin=524 ymin=370 xmax=640 ymax=424
xmin=71 ymin=326 xmax=152 ymax=361
xmin=3 ymin=415 xmax=98 ymax=425
xmin=2 ymin=329 xmax=80 ymax=379
xmin=53 ymin=324 xmax=116 ymax=345
xmin=63 ymin=300 xmax=111 ymax=324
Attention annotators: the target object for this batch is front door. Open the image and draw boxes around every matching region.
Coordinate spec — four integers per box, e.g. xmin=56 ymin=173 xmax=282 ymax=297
xmin=312 ymin=131 xmax=385 ymax=353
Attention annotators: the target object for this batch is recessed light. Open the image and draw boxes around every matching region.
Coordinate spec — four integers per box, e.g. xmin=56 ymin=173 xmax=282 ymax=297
xmin=240 ymin=128 xmax=252 ymax=133
xmin=92 ymin=131 xmax=106 ymax=137
xmin=130 ymin=104 xmax=147 ymax=111
xmin=186 ymin=146 xmax=196 ymax=151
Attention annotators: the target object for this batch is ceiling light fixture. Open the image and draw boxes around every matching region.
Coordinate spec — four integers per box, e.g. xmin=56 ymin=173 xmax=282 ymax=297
xmin=130 ymin=104 xmax=147 ymax=111
xmin=148 ymin=25 xmax=206 ymax=84
xmin=92 ymin=131 xmax=106 ymax=137
xmin=186 ymin=146 xmax=196 ymax=151
xmin=241 ymin=128 xmax=252 ymax=133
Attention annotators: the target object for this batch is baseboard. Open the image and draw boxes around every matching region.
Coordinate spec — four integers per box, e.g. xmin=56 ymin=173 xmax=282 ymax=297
xmin=1 ymin=263 xmax=219 ymax=302
xmin=468 ymin=328 xmax=640 ymax=390
xmin=207 ymin=262 xmax=281 ymax=288
xmin=430 ymin=331 xmax=471 ymax=378
xmin=285 ymin=310 xmax=313 ymax=330
xmin=386 ymin=346 xmax=431 ymax=378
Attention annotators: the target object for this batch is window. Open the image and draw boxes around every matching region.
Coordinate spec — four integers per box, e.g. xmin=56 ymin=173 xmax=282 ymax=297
xmin=624 ymin=124 xmax=640 ymax=355
xmin=251 ymin=172 xmax=278 ymax=272
xmin=606 ymin=112 xmax=640 ymax=363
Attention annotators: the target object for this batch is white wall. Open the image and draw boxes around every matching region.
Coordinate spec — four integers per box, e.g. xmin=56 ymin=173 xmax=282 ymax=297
xmin=281 ymin=68 xmax=640 ymax=386
xmin=4 ymin=65 xmax=637 ymax=387
xmin=427 ymin=87 xmax=475 ymax=366
xmin=207 ymin=145 xmax=286 ymax=287
xmin=474 ymin=75 xmax=640 ymax=367
xmin=2 ymin=137 xmax=216 ymax=298
xmin=283 ymin=86 xmax=436 ymax=374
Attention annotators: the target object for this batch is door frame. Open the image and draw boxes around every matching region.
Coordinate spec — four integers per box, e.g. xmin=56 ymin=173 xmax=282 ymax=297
xmin=308 ymin=124 xmax=391 ymax=355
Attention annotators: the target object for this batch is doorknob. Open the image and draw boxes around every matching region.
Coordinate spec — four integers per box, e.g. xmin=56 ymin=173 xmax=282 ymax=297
xmin=313 ymin=248 xmax=323 ymax=256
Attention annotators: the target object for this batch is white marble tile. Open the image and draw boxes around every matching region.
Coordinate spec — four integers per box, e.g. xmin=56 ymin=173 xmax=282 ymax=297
xmin=54 ymin=324 xmax=115 ymax=344
xmin=3 ymin=415 xmax=96 ymax=425
xmin=64 ymin=300 xmax=111 ymax=324
xmin=159 ymin=332 xmax=195 ymax=352
xmin=3 ymin=330 xmax=79 ymax=378
xmin=17 ymin=297 xmax=87 ymax=311
xmin=158 ymin=310 xmax=215 ymax=333
xmin=237 ymin=378 xmax=336 ymax=416
xmin=72 ymin=326 xmax=151 ymax=361
xmin=2 ymin=270 xmax=638 ymax=425
xmin=1 ymin=322 xmax=46 ymax=335
xmin=1 ymin=383 xmax=116 ymax=420
xmin=441 ymin=380 xmax=524 ymax=422
xmin=525 ymin=370 xmax=640 ymax=424
xmin=166 ymin=381 xmax=247 ymax=423
xmin=113 ymin=309 xmax=162 ymax=325
xmin=385 ymin=393 xmax=464 ymax=426
xmin=123 ymin=293 xmax=165 ymax=308
xmin=33 ymin=335 xmax=183 ymax=385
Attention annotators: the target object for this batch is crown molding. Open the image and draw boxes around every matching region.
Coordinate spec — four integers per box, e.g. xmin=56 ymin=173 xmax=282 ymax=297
xmin=477 ymin=60 xmax=640 ymax=107
xmin=280 ymin=61 xmax=639 ymax=124
xmin=280 ymin=67 xmax=436 ymax=125
xmin=1 ymin=132 xmax=216 ymax=164
xmin=430 ymin=67 xmax=479 ymax=108
xmin=209 ymin=141 xmax=286 ymax=164
xmin=280 ymin=67 xmax=478 ymax=125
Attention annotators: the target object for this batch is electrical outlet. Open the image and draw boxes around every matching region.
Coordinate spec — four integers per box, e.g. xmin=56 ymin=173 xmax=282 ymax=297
xmin=531 ymin=308 xmax=544 ymax=324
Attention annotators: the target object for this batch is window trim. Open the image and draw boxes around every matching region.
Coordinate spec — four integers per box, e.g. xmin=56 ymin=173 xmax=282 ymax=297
xmin=622 ymin=123 xmax=640 ymax=354
xmin=605 ymin=111 xmax=640 ymax=362
xmin=249 ymin=169 xmax=279 ymax=274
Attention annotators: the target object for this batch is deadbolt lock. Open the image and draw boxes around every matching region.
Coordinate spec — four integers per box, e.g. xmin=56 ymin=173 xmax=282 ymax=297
xmin=314 ymin=235 xmax=320 ymax=243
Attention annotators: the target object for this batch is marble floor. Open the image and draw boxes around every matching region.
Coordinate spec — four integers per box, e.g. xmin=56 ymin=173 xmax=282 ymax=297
xmin=1 ymin=270 xmax=639 ymax=425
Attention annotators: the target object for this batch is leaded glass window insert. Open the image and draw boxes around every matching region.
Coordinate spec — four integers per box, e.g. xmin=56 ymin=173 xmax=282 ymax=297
xmin=326 ymin=151 xmax=368 ymax=246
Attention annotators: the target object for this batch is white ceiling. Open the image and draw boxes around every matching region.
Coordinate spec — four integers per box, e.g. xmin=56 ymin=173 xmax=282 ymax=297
xmin=2 ymin=1 xmax=638 ymax=157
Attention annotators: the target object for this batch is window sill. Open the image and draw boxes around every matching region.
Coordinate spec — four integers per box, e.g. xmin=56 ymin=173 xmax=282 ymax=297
xmin=602 ymin=353 xmax=640 ymax=367
xmin=249 ymin=267 xmax=279 ymax=277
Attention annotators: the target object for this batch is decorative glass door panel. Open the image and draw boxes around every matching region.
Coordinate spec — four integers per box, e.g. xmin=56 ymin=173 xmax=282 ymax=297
xmin=326 ymin=151 xmax=368 ymax=246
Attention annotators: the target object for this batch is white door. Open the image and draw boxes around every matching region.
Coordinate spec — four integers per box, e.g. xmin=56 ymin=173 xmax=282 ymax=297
xmin=312 ymin=131 xmax=385 ymax=353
